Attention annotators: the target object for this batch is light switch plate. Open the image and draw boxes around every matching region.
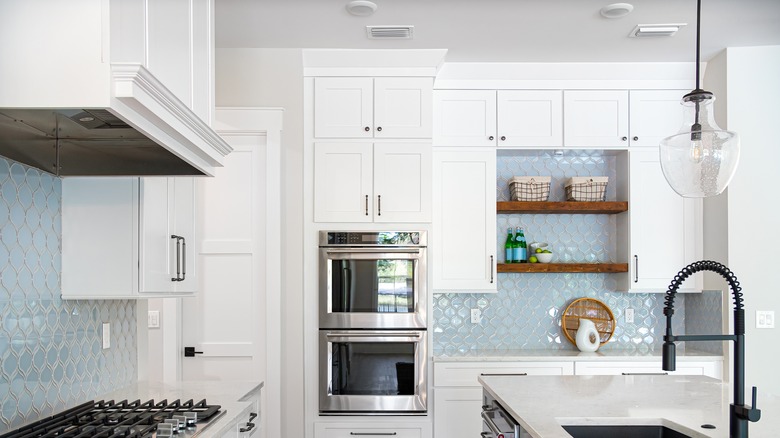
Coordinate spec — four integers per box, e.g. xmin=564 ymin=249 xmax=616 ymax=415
xmin=756 ymin=311 xmax=775 ymax=329
xmin=148 ymin=310 xmax=160 ymax=329
xmin=102 ymin=322 xmax=111 ymax=349
xmin=625 ymin=308 xmax=635 ymax=324
xmin=470 ymin=308 xmax=481 ymax=324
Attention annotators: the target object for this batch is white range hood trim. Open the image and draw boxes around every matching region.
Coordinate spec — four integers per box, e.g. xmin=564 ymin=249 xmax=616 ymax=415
xmin=111 ymin=64 xmax=232 ymax=177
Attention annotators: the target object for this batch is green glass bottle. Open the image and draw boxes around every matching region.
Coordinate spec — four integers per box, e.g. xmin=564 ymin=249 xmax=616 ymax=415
xmin=504 ymin=228 xmax=515 ymax=263
xmin=515 ymin=227 xmax=528 ymax=263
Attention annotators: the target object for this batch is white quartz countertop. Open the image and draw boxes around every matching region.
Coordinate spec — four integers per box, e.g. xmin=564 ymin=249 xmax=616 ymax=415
xmin=97 ymin=380 xmax=263 ymax=437
xmin=434 ymin=348 xmax=723 ymax=362
xmin=479 ymin=374 xmax=778 ymax=437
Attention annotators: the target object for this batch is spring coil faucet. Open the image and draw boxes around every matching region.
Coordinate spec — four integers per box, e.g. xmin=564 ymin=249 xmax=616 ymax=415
xmin=662 ymin=260 xmax=761 ymax=437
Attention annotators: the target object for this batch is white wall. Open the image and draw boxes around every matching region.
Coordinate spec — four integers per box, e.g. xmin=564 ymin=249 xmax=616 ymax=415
xmin=216 ymin=48 xmax=305 ymax=436
xmin=720 ymin=46 xmax=780 ymax=396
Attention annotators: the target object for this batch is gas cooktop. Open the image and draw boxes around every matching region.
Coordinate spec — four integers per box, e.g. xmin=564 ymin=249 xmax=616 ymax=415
xmin=0 ymin=398 xmax=223 ymax=438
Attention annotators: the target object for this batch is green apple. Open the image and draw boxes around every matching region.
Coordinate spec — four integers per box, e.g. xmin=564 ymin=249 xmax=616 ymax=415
xmin=535 ymin=248 xmax=543 ymax=253
xmin=529 ymin=256 xmax=538 ymax=263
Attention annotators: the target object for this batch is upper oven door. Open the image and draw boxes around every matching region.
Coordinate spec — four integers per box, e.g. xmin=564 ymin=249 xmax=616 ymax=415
xmin=320 ymin=247 xmax=427 ymax=329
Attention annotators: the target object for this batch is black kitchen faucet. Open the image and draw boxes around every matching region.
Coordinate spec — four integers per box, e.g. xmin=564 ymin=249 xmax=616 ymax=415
xmin=662 ymin=260 xmax=761 ymax=438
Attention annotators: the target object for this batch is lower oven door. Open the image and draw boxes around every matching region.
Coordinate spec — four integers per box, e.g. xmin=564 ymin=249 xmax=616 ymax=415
xmin=319 ymin=330 xmax=427 ymax=415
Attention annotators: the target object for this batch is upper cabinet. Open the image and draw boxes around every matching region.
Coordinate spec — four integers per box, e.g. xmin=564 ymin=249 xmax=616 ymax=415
xmin=314 ymin=77 xmax=433 ymax=138
xmin=433 ymin=90 xmax=562 ymax=147
xmin=314 ymin=142 xmax=432 ymax=223
xmin=62 ymin=177 xmax=197 ymax=299
xmin=623 ymin=149 xmax=702 ymax=292
xmin=628 ymin=90 xmax=686 ymax=147
xmin=563 ymin=90 xmax=629 ymax=148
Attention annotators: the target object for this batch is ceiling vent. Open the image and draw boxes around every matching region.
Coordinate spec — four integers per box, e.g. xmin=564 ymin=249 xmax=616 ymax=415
xmin=629 ymin=23 xmax=687 ymax=38
xmin=366 ymin=25 xmax=414 ymax=39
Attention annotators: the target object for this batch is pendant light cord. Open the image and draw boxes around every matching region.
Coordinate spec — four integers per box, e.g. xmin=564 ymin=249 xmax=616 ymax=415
xmin=695 ymin=0 xmax=702 ymax=90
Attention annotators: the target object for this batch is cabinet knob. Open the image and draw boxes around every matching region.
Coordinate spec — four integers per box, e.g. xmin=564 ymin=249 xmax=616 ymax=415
xmin=500 ymin=136 xmax=506 ymax=141
xmin=364 ymin=126 xmax=370 ymax=132
xmin=633 ymin=136 xmax=639 ymax=141
xmin=488 ymin=136 xmax=494 ymax=141
xmin=621 ymin=136 xmax=628 ymax=141
xmin=376 ymin=126 xmax=382 ymax=132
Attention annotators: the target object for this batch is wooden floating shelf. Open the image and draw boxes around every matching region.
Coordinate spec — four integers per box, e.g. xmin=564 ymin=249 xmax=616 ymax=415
xmin=497 ymin=201 xmax=628 ymax=214
xmin=497 ymin=263 xmax=629 ymax=273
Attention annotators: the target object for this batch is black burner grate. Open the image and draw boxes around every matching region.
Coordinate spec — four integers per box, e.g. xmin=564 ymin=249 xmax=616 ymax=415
xmin=0 ymin=399 xmax=221 ymax=438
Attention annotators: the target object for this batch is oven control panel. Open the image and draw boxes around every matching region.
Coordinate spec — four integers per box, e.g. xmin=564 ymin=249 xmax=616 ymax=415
xmin=321 ymin=231 xmax=425 ymax=246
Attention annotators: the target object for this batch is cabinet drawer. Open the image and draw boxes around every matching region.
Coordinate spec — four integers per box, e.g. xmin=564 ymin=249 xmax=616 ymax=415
xmin=434 ymin=361 xmax=574 ymax=387
xmin=315 ymin=422 xmax=429 ymax=438
xmin=574 ymin=360 xmax=722 ymax=378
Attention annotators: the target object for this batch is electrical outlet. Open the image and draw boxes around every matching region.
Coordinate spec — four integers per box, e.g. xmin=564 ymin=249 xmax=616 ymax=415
xmin=470 ymin=308 xmax=481 ymax=324
xmin=102 ymin=322 xmax=111 ymax=349
xmin=625 ymin=308 xmax=635 ymax=324
xmin=148 ymin=310 xmax=160 ymax=329
xmin=757 ymin=311 xmax=775 ymax=329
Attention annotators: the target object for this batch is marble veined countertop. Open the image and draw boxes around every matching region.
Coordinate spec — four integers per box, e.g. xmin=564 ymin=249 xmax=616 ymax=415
xmin=433 ymin=348 xmax=723 ymax=362
xmin=479 ymin=374 xmax=778 ymax=438
xmin=98 ymin=381 xmax=263 ymax=437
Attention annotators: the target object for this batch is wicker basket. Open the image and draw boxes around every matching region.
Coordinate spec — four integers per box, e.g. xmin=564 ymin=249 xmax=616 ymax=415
xmin=509 ymin=176 xmax=551 ymax=202
xmin=565 ymin=177 xmax=608 ymax=202
xmin=561 ymin=298 xmax=615 ymax=346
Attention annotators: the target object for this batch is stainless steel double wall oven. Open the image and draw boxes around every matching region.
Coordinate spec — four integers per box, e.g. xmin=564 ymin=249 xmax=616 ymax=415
xmin=319 ymin=231 xmax=428 ymax=415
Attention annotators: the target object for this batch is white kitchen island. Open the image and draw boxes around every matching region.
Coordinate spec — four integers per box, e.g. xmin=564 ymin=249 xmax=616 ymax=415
xmin=479 ymin=374 xmax=778 ymax=438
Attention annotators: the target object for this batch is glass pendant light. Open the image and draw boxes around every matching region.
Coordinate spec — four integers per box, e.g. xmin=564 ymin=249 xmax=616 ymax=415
xmin=659 ymin=0 xmax=740 ymax=198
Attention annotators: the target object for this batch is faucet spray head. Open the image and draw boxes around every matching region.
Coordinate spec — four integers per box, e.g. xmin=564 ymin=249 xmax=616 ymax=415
xmin=662 ymin=341 xmax=676 ymax=371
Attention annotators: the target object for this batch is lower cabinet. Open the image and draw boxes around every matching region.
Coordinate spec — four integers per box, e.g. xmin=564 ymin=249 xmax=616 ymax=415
xmin=574 ymin=360 xmax=722 ymax=379
xmin=315 ymin=422 xmax=431 ymax=438
xmin=432 ymin=361 xmax=574 ymax=438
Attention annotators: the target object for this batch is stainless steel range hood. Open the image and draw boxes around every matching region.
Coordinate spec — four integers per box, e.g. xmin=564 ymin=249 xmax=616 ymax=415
xmin=0 ymin=2 xmax=232 ymax=177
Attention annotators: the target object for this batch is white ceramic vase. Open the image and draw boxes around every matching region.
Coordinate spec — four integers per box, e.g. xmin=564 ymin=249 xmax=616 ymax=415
xmin=575 ymin=318 xmax=600 ymax=352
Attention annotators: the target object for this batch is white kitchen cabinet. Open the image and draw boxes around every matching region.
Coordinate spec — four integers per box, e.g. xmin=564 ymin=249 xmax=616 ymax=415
xmin=315 ymin=422 xmax=431 ymax=438
xmin=564 ymin=90 xmax=629 ymax=148
xmin=62 ymin=177 xmax=196 ymax=298
xmin=433 ymin=90 xmax=562 ymax=147
xmin=432 ymin=150 xmax=497 ymax=292
xmin=574 ymin=360 xmax=721 ymax=379
xmin=433 ymin=361 xmax=574 ymax=438
xmin=629 ymin=90 xmax=687 ymax=148
xmin=313 ymin=142 xmax=431 ymax=222
xmin=625 ymin=149 xmax=702 ymax=292
xmin=314 ymin=77 xmax=433 ymax=138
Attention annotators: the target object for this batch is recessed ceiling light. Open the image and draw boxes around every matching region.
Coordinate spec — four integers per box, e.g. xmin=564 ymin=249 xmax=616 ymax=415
xmin=346 ymin=0 xmax=377 ymax=16
xmin=629 ymin=23 xmax=687 ymax=38
xmin=600 ymin=3 xmax=634 ymax=19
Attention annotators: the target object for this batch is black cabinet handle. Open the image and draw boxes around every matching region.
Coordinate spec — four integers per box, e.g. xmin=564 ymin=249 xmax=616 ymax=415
xmin=180 ymin=236 xmax=186 ymax=281
xmin=633 ymin=136 xmax=639 ymax=141
xmin=365 ymin=195 xmax=369 ymax=216
xmin=349 ymin=434 xmax=397 ymax=436
xmin=621 ymin=136 xmax=628 ymax=141
xmin=171 ymin=235 xmax=184 ymax=282
xmin=364 ymin=126 xmax=370 ymax=132
xmin=488 ymin=136 xmax=494 ymax=141
xmin=184 ymin=347 xmax=203 ymax=357
xmin=500 ymin=136 xmax=506 ymax=141
xmin=376 ymin=126 xmax=382 ymax=132
xmin=634 ymin=255 xmax=639 ymax=283
xmin=490 ymin=255 xmax=494 ymax=284
xmin=377 ymin=195 xmax=381 ymax=216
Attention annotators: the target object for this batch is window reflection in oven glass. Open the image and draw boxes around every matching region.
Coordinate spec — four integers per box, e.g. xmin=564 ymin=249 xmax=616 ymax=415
xmin=330 ymin=259 xmax=415 ymax=313
xmin=330 ymin=341 xmax=416 ymax=396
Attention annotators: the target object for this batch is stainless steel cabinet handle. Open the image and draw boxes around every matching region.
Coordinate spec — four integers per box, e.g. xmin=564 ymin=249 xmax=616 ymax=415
xmin=365 ymin=195 xmax=369 ymax=216
xmin=634 ymin=255 xmax=639 ymax=283
xmin=180 ymin=236 xmax=186 ymax=281
xmin=171 ymin=235 xmax=184 ymax=282
xmin=325 ymin=248 xmax=421 ymax=254
xmin=350 ymin=433 xmax=397 ymax=436
xmin=377 ymin=194 xmax=381 ymax=216
xmin=326 ymin=332 xmax=422 ymax=338
xmin=500 ymin=136 xmax=506 ymax=141
xmin=490 ymin=255 xmax=494 ymax=284
xmin=480 ymin=373 xmax=528 ymax=376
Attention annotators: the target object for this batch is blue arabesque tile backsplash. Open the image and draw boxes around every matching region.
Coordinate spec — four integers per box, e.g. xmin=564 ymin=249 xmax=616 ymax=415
xmin=0 ymin=157 xmax=136 ymax=432
xmin=433 ymin=151 xmax=696 ymax=353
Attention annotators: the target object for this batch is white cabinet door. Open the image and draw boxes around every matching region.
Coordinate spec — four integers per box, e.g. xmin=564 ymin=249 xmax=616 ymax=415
xmin=629 ymin=90 xmax=687 ymax=147
xmin=314 ymin=77 xmax=374 ymax=138
xmin=374 ymin=143 xmax=432 ymax=222
xmin=564 ymin=90 xmax=629 ymax=148
xmin=315 ymin=422 xmax=430 ymax=438
xmin=433 ymin=388 xmax=482 ymax=438
xmin=433 ymin=150 xmax=497 ymax=292
xmin=628 ymin=150 xmax=702 ymax=292
xmin=374 ymin=77 xmax=433 ymax=138
xmin=498 ymin=90 xmax=563 ymax=147
xmin=313 ymin=142 xmax=373 ymax=222
xmin=433 ymin=90 xmax=497 ymax=147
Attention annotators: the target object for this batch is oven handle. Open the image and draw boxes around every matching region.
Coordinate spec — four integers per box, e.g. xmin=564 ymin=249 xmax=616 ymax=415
xmin=324 ymin=248 xmax=421 ymax=254
xmin=481 ymin=411 xmax=503 ymax=436
xmin=325 ymin=332 xmax=422 ymax=338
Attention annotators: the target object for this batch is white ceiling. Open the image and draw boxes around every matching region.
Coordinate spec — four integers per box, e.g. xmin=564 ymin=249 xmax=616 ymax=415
xmin=215 ymin=0 xmax=780 ymax=63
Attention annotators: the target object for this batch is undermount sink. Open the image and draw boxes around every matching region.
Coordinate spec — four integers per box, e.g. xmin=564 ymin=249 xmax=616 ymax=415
xmin=562 ymin=424 xmax=693 ymax=438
